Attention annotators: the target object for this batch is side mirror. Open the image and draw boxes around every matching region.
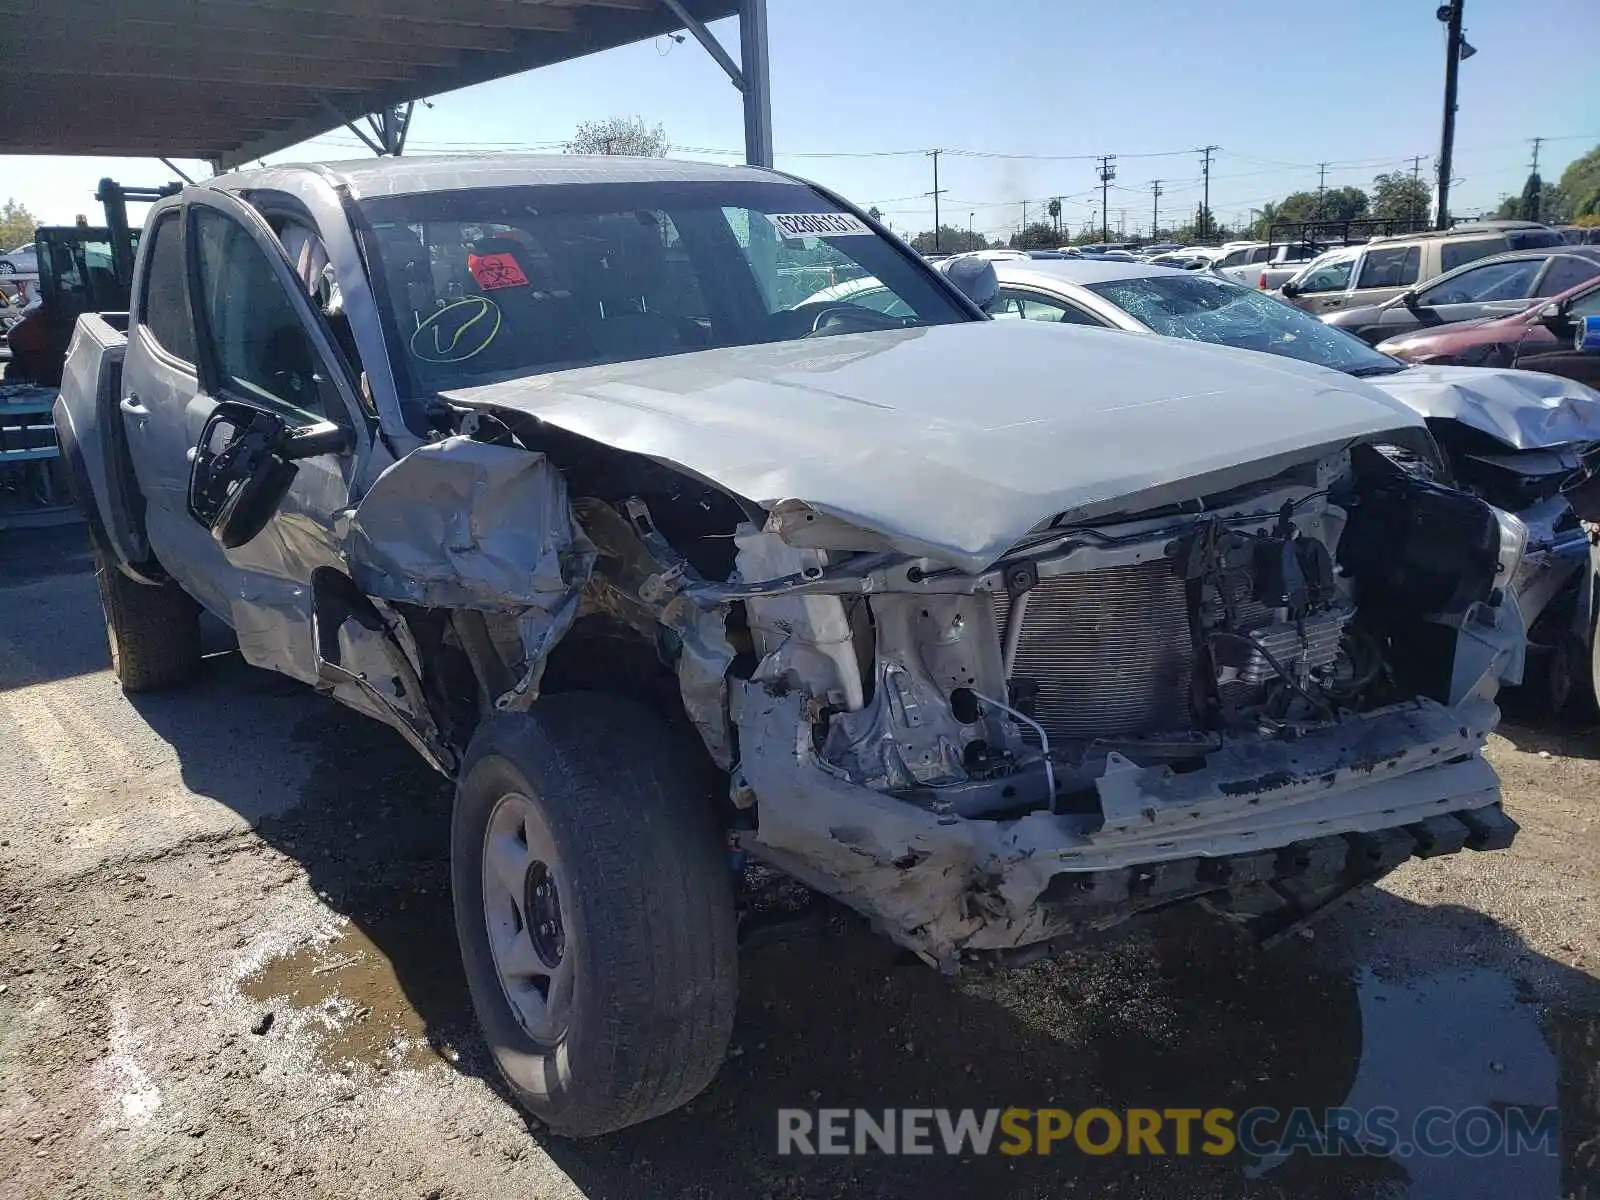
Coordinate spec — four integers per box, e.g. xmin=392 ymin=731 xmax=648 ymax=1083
xmin=935 ymin=255 xmax=998 ymax=309
xmin=1400 ymin=291 xmax=1421 ymax=310
xmin=1538 ymin=301 xmax=1571 ymax=332
xmin=188 ymin=405 xmax=353 ymax=550
xmin=1280 ymin=281 xmax=1300 ymax=298
xmin=1577 ymin=314 xmax=1600 ymax=355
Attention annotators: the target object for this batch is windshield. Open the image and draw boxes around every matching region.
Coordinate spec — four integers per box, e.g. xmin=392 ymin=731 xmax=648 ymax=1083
xmin=1085 ymin=271 xmax=1404 ymax=375
xmin=357 ymin=180 xmax=970 ymax=397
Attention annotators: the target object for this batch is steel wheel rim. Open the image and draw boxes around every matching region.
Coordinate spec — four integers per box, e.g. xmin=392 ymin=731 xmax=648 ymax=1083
xmin=482 ymin=791 xmax=574 ymax=1044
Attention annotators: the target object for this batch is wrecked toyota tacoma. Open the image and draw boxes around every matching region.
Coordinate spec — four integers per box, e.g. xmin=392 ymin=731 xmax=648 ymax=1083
xmin=55 ymin=156 xmax=1527 ymax=1136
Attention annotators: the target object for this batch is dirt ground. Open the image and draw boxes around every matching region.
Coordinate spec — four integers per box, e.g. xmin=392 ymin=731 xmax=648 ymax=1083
xmin=3 ymin=521 xmax=1600 ymax=1200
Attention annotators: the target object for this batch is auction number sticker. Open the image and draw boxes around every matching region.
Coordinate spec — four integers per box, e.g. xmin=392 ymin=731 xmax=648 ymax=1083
xmin=766 ymin=212 xmax=875 ymax=238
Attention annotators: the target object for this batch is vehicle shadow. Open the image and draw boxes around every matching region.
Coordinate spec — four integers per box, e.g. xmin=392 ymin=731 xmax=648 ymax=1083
xmin=1494 ymin=712 xmax=1600 ymax=762
xmin=119 ymin=648 xmax=1600 ymax=1200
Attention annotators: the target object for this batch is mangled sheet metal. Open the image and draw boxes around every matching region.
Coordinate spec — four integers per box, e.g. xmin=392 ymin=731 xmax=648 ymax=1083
xmin=343 ymin=436 xmax=595 ymax=663
xmin=1370 ymin=365 xmax=1600 ymax=450
xmin=443 ymin=319 xmax=1426 ymax=574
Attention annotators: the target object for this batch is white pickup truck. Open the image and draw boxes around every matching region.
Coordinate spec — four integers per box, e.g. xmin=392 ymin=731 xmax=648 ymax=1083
xmin=1213 ymin=241 xmax=1322 ymax=290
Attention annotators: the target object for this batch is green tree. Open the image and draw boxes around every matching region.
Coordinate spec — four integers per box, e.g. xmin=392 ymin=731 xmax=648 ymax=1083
xmin=1520 ymin=172 xmax=1544 ymax=221
xmin=867 ymin=206 xmax=883 ymax=222
xmin=1257 ymin=186 xmax=1367 ymax=235
xmin=566 ymin=116 xmax=668 ymax=157
xmin=1558 ymin=145 xmax=1600 ymax=212
xmin=1009 ymin=222 xmax=1060 ymax=250
xmin=1494 ymin=182 xmax=1570 ymax=222
xmin=0 ymin=199 xmax=38 ymax=252
xmin=1174 ymin=205 xmax=1231 ymax=243
xmin=910 ymin=225 xmax=988 ymax=253
xmin=1046 ymin=197 xmax=1062 ymax=234
xmin=1369 ymin=171 xmax=1432 ymax=228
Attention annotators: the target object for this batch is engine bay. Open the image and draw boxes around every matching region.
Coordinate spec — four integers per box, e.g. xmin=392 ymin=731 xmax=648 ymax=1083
xmin=777 ymin=441 xmax=1512 ymax=822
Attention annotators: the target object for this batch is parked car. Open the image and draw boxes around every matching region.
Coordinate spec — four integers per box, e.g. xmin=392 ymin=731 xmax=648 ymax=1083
xmin=1375 ymin=270 xmax=1600 ymax=390
xmin=1280 ymin=224 xmax=1568 ymax=316
xmin=60 ymin=155 xmax=1526 ymax=1136
xmin=1321 ymin=247 xmax=1600 ymax=345
xmin=976 ymin=257 xmax=1600 ymax=710
xmin=0 ymin=241 xmax=38 ymax=275
xmin=1213 ymin=241 xmax=1323 ymax=290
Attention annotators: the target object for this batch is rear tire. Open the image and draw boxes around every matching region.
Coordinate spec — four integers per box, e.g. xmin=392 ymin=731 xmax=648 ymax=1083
xmin=452 ymin=692 xmax=737 ymax=1137
xmin=93 ymin=551 xmax=202 ymax=692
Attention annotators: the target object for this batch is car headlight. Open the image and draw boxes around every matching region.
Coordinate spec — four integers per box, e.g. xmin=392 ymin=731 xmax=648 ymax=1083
xmin=1491 ymin=506 xmax=1529 ymax=588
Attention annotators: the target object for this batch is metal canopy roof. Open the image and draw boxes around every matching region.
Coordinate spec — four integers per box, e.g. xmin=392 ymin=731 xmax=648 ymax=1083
xmin=0 ymin=0 xmax=742 ymax=169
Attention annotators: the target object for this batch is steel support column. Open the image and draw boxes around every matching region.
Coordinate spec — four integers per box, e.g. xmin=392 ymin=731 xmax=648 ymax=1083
xmin=738 ymin=0 xmax=772 ymax=167
xmin=660 ymin=0 xmax=772 ymax=167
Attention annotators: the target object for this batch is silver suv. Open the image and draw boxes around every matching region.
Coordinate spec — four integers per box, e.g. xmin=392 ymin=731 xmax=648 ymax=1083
xmin=1281 ymin=222 xmax=1568 ymax=315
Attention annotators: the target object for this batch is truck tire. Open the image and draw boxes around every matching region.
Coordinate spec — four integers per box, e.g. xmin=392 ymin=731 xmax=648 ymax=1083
xmin=453 ymin=693 xmax=738 ymax=1137
xmin=93 ymin=551 xmax=202 ymax=692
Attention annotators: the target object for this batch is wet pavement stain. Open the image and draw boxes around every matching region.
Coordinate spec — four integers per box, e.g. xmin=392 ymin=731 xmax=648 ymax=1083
xmin=240 ymin=888 xmax=472 ymax=1073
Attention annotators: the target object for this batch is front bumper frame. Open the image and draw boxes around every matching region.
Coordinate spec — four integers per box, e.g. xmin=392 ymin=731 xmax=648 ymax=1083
xmin=733 ymin=683 xmax=1512 ymax=967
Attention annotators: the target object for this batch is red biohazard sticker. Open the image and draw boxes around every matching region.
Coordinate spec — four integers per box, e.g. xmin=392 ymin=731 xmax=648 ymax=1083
xmin=468 ymin=251 xmax=530 ymax=290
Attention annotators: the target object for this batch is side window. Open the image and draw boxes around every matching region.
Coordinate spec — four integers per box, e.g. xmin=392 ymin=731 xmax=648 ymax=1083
xmin=1506 ymin=228 xmax=1565 ymax=250
xmin=1536 ymin=257 xmax=1600 ymax=297
xmin=987 ymin=291 xmax=1102 ymax=325
xmin=1296 ymin=255 xmax=1356 ymax=293
xmin=845 ymin=287 xmax=914 ymax=318
xmin=1569 ymin=285 xmax=1600 ymax=320
xmin=1440 ymin=237 xmax=1509 ymax=273
xmin=1356 ymin=245 xmax=1420 ymax=289
xmin=1421 ymin=260 xmax=1542 ymax=304
xmin=138 ymin=212 xmax=195 ymax=363
xmin=193 ymin=209 xmax=341 ymax=421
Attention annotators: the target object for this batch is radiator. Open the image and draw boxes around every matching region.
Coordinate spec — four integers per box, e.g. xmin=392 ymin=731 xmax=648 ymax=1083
xmin=992 ymin=560 xmax=1195 ymax=743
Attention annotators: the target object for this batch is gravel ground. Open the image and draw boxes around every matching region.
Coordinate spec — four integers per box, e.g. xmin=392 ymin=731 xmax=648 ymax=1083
xmin=3 ymin=522 xmax=1600 ymax=1200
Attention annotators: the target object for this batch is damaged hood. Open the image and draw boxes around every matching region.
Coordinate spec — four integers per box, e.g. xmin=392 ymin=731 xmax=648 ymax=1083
xmin=1366 ymin=364 xmax=1600 ymax=451
xmin=445 ymin=320 xmax=1422 ymax=574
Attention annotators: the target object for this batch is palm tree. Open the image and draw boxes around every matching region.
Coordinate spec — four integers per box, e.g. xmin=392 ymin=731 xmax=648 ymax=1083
xmin=1254 ymin=201 xmax=1280 ymax=240
xmin=1047 ymin=198 xmax=1062 ymax=235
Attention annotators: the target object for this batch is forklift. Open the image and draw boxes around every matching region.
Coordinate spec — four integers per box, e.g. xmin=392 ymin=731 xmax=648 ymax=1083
xmin=4 ymin=179 xmax=180 ymax=386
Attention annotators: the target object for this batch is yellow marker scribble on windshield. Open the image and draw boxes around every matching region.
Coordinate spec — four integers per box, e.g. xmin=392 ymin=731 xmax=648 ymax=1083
xmin=410 ymin=296 xmax=503 ymax=363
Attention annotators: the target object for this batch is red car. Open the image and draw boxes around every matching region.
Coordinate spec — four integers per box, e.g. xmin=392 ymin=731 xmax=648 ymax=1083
xmin=1376 ymin=273 xmax=1600 ymax=389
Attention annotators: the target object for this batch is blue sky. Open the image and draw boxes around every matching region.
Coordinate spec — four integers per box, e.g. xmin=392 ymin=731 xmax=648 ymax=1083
xmin=3 ymin=0 xmax=1596 ymax=241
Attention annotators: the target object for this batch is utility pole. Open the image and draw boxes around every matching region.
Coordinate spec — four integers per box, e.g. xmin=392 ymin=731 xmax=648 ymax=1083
xmin=1097 ymin=154 xmax=1117 ymax=242
xmin=1316 ymin=161 xmax=1329 ymax=217
xmin=968 ymin=211 xmax=974 ymax=246
xmin=1150 ymin=179 xmax=1163 ymax=239
xmin=1434 ymin=1 xmax=1465 ymax=229
xmin=925 ymin=149 xmax=948 ymax=250
xmin=1117 ymin=208 xmax=1127 ymax=239
xmin=1526 ymin=135 xmax=1546 ymax=222
xmin=1196 ymin=145 xmax=1218 ymax=240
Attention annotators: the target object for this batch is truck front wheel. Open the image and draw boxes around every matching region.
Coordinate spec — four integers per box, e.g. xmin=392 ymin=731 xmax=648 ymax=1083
xmin=452 ymin=693 xmax=738 ymax=1136
xmin=94 ymin=551 xmax=202 ymax=692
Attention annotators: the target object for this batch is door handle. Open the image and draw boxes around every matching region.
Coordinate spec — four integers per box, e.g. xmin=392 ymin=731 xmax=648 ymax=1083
xmin=119 ymin=394 xmax=149 ymax=416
